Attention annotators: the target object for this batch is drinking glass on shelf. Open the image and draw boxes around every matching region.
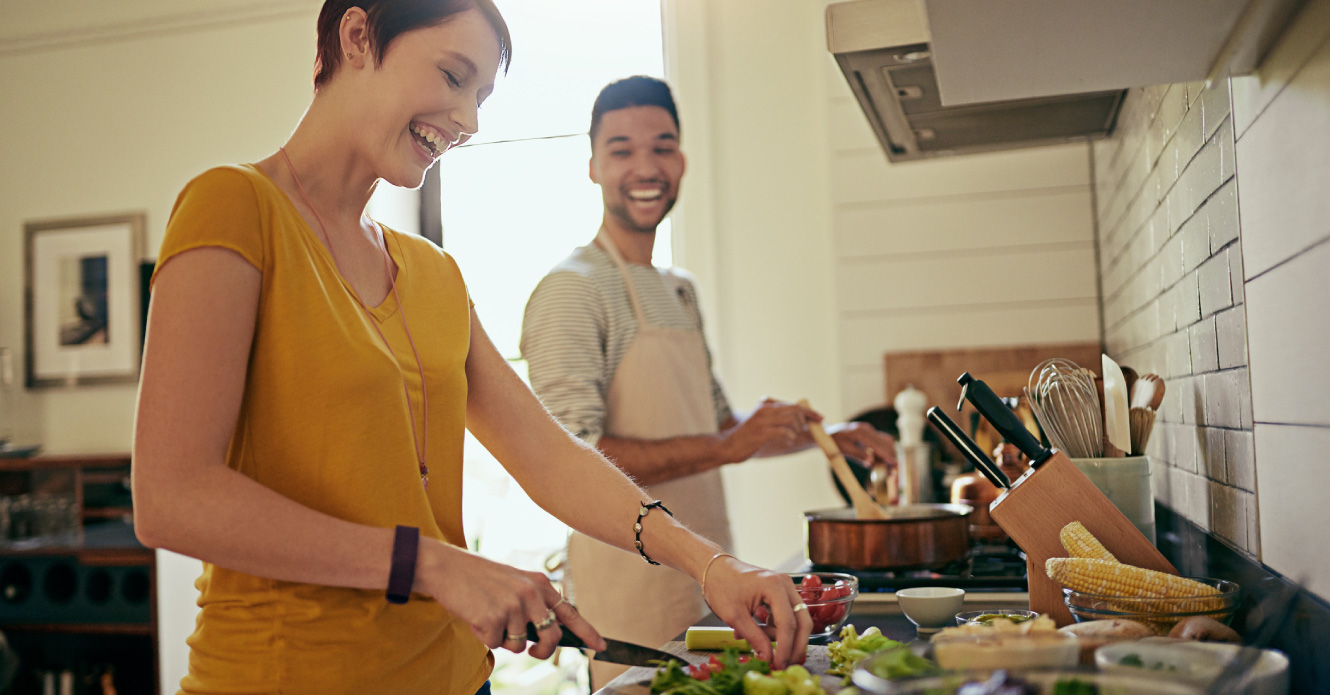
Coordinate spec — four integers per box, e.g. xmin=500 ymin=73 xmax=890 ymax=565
xmin=0 ymin=496 xmax=11 ymax=543
xmin=7 ymin=494 xmax=33 ymax=541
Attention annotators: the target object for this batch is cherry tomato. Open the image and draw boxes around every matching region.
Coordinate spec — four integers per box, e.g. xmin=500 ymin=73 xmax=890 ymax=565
xmin=800 ymin=575 xmax=823 ymax=590
xmin=797 ymin=586 xmax=824 ymax=602
xmin=753 ymin=604 xmax=770 ymax=624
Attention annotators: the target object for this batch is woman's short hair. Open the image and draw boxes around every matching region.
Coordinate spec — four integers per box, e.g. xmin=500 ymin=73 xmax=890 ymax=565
xmin=314 ymin=0 xmax=512 ymax=88
xmin=589 ymin=76 xmax=680 ymax=149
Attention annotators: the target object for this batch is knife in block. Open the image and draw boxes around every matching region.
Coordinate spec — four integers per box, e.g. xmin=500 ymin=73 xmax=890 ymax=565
xmin=958 ymin=372 xmax=1178 ymax=626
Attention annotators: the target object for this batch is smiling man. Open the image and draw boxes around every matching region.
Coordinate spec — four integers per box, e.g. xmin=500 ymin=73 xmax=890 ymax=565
xmin=520 ymin=76 xmax=896 ymax=687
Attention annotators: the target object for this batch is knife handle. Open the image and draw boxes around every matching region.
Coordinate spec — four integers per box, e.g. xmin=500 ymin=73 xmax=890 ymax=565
xmin=957 ymin=372 xmax=1052 ymax=467
xmin=527 ymin=623 xmax=588 ymax=650
xmin=927 ymin=407 xmax=1009 ymax=489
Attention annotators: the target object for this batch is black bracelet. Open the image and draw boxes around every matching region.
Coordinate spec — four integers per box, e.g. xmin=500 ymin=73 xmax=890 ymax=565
xmin=634 ymin=500 xmax=674 ymax=565
xmin=386 ymin=525 xmax=419 ymax=605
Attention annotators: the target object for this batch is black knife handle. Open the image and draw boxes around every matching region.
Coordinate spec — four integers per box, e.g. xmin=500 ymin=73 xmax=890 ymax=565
xmin=927 ymin=407 xmax=1009 ymax=489
xmin=957 ymin=372 xmax=1052 ymax=467
xmin=527 ymin=623 xmax=588 ymax=650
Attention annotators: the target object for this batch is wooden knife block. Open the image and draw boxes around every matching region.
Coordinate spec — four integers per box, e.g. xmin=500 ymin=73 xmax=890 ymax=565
xmin=989 ymin=450 xmax=1177 ymax=626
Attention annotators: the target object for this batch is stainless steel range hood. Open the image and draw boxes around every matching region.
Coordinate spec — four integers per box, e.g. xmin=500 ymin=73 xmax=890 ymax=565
xmin=827 ymin=0 xmax=1124 ymax=162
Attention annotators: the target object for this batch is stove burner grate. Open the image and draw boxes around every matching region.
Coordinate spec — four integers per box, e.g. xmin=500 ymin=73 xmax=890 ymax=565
xmin=806 ymin=545 xmax=1029 ymax=593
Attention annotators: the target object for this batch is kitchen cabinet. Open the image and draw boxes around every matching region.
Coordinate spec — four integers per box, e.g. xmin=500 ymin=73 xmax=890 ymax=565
xmin=1 ymin=454 xmax=157 ymax=695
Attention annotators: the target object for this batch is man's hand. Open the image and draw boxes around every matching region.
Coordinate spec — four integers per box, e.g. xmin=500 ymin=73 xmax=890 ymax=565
xmin=826 ymin=421 xmax=898 ymax=466
xmin=718 ymin=398 xmax=819 ymax=463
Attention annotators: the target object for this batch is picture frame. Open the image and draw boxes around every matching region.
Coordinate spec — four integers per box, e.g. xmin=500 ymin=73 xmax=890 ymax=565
xmin=24 ymin=212 xmax=147 ymax=388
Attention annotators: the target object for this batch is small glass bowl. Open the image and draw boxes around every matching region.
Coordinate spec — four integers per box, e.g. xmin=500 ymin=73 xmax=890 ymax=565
xmin=753 ymin=572 xmax=858 ymax=640
xmin=954 ymin=609 xmax=1040 ymax=626
xmin=1063 ymin=578 xmax=1240 ymax=635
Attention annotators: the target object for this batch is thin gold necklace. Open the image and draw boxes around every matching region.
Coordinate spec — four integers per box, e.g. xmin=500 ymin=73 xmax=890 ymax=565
xmin=279 ymin=147 xmax=430 ymax=488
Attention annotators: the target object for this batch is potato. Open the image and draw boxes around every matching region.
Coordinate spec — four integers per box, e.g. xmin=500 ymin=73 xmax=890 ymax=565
xmin=1168 ymin=616 xmax=1241 ymax=643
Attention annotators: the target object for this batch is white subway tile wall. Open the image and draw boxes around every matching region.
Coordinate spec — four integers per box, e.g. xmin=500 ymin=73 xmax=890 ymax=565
xmin=1092 ymin=0 xmax=1330 ymax=576
xmin=1092 ymin=75 xmax=1257 ymax=556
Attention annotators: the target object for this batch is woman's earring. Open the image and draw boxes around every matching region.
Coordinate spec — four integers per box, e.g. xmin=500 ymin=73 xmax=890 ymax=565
xmin=346 ymin=52 xmax=354 ymax=59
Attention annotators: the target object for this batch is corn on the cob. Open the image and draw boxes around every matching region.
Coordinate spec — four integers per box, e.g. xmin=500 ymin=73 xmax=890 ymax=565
xmin=1046 ymin=557 xmax=1224 ymax=614
xmin=1059 ymin=521 xmax=1117 ymax=562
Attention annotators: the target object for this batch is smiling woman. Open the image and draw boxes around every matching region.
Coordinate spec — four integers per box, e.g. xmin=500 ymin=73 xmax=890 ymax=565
xmin=132 ymin=1 xmax=811 ymax=693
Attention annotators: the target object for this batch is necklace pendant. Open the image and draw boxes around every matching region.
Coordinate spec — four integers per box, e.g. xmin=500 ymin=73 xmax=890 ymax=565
xmin=419 ymin=461 xmax=430 ymax=489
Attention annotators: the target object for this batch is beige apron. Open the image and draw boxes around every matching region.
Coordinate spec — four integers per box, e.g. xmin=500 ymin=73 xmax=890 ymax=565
xmin=565 ymin=232 xmax=733 ymax=688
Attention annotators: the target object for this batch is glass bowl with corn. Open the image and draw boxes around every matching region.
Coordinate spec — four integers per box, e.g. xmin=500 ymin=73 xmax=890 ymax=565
xmin=1060 ymin=574 xmax=1240 ymax=634
xmin=1050 ymin=521 xmax=1241 ymax=635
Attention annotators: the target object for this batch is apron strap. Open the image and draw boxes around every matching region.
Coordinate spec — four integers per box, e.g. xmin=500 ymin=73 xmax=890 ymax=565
xmin=594 ymin=230 xmax=651 ymax=328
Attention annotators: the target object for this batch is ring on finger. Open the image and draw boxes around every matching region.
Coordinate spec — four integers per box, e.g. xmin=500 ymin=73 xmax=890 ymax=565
xmin=504 ymin=632 xmax=526 ymax=643
xmin=535 ymin=609 xmax=557 ymax=630
xmin=792 ymin=603 xmax=808 ymax=613
xmin=553 ymin=596 xmax=576 ymax=612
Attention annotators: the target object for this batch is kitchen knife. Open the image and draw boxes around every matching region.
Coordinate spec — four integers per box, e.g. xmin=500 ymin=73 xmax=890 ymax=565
xmin=957 ymin=372 xmax=1053 ymax=468
xmin=926 ymin=407 xmax=1010 ymax=489
xmin=528 ymin=624 xmax=677 ymax=667
xmin=1101 ymin=354 xmax=1131 ymax=457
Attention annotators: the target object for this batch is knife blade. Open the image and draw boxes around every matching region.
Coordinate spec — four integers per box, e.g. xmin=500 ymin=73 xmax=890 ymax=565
xmin=527 ymin=624 xmax=677 ymax=667
xmin=927 ymin=407 xmax=1010 ymax=489
xmin=957 ymin=372 xmax=1053 ymax=467
xmin=1101 ymin=354 xmax=1131 ymax=456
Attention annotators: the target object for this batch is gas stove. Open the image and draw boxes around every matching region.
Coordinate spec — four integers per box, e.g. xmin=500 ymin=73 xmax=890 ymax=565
xmin=800 ymin=544 xmax=1029 ymax=595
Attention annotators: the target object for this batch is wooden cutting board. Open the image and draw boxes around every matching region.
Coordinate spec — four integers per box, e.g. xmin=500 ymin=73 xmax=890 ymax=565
xmin=598 ymin=643 xmax=840 ymax=695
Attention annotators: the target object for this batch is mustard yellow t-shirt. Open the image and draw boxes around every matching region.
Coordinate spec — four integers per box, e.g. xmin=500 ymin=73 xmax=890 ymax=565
xmin=155 ymin=165 xmax=492 ymax=695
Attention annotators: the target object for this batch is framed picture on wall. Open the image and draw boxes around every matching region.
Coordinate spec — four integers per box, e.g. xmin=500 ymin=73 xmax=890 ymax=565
xmin=24 ymin=212 xmax=146 ymax=388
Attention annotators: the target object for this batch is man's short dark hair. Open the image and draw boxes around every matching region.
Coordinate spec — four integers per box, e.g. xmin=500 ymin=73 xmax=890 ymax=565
xmin=589 ymin=76 xmax=680 ymax=149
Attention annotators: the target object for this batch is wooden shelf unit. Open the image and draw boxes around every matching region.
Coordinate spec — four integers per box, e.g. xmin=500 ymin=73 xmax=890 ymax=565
xmin=1 ymin=453 xmax=158 ymax=695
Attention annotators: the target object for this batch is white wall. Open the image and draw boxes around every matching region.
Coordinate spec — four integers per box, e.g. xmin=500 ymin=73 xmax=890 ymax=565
xmin=0 ymin=5 xmax=320 ymax=689
xmin=664 ymin=0 xmax=846 ymax=570
xmin=826 ymin=78 xmax=1100 ymax=417
xmin=1229 ymin=0 xmax=1330 ymax=597
xmin=665 ymin=0 xmax=1103 ymax=569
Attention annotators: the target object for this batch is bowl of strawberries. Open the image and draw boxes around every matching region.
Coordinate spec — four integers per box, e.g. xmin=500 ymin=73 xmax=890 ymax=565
xmin=754 ymin=572 xmax=859 ymax=640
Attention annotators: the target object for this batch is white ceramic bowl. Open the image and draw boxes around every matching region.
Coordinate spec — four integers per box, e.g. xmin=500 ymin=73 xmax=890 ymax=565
xmin=896 ymin=587 xmax=965 ymax=629
xmin=1096 ymin=639 xmax=1289 ymax=695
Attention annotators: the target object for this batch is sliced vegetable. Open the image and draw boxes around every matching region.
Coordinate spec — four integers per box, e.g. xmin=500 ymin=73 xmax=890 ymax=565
xmin=742 ymin=670 xmax=787 ymax=695
xmin=686 ymin=626 xmax=752 ymax=651
xmin=651 ymin=648 xmax=770 ymax=695
xmin=652 ymin=649 xmax=827 ymax=695
xmin=826 ymin=624 xmax=937 ymax=685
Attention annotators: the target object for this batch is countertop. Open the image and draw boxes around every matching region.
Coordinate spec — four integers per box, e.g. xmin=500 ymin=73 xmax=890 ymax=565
xmin=595 ymin=593 xmax=1031 ymax=694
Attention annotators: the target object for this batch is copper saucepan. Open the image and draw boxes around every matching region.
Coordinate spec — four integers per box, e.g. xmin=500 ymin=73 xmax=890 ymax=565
xmin=804 ymin=504 xmax=973 ymax=571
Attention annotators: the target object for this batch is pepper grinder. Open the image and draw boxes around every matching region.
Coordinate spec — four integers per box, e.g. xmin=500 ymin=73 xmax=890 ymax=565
xmin=893 ymin=385 xmax=930 ymax=503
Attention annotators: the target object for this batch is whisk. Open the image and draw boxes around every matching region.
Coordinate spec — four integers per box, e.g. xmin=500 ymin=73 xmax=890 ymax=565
xmin=1025 ymin=358 xmax=1104 ymax=458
